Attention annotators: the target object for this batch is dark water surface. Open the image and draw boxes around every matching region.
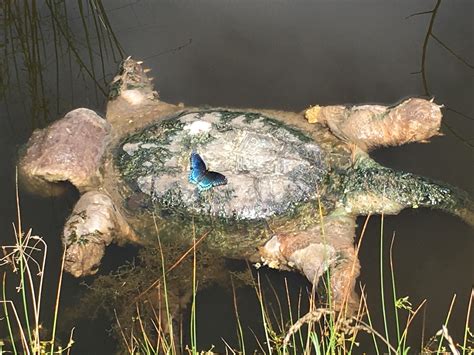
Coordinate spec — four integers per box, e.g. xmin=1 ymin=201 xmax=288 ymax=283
xmin=1 ymin=0 xmax=473 ymax=353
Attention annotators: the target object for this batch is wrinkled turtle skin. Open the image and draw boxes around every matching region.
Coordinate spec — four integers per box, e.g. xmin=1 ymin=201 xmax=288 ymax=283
xmin=19 ymin=58 xmax=473 ymax=313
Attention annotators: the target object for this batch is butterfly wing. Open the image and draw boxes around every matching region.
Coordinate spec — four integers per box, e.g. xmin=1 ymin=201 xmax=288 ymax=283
xmin=189 ymin=152 xmax=207 ymax=184
xmin=197 ymin=171 xmax=228 ymax=191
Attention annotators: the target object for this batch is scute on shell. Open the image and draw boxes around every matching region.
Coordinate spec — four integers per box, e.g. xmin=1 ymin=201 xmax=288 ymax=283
xmin=116 ymin=110 xmax=329 ymax=220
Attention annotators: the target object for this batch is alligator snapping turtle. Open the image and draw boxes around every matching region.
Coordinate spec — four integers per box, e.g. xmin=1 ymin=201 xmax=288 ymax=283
xmin=19 ymin=58 xmax=473 ymax=311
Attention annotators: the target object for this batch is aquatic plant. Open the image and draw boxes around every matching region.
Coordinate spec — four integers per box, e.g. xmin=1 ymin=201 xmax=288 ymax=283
xmin=0 ymin=177 xmax=73 ymax=354
xmin=77 ymin=213 xmax=472 ymax=354
xmin=0 ymin=0 xmax=123 ymax=128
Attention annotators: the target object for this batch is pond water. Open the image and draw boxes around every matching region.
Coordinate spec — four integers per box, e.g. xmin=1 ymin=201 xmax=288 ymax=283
xmin=1 ymin=0 xmax=472 ymax=353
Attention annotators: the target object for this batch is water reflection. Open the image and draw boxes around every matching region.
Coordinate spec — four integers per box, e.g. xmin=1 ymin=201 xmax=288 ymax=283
xmin=1 ymin=0 xmax=472 ymax=353
xmin=1 ymin=0 xmax=123 ymax=127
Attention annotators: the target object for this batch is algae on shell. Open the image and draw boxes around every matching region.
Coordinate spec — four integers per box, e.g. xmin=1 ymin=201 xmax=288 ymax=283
xmin=115 ymin=110 xmax=328 ymax=221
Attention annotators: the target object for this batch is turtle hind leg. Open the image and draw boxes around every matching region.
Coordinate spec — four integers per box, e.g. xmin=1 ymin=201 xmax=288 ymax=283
xmin=259 ymin=215 xmax=360 ymax=315
xmin=318 ymin=244 xmax=361 ymax=315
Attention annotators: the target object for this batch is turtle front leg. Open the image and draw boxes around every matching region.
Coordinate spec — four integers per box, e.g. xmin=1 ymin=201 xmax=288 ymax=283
xmin=259 ymin=215 xmax=360 ymax=313
xmin=19 ymin=108 xmax=110 ymax=196
xmin=63 ymin=191 xmax=139 ymax=277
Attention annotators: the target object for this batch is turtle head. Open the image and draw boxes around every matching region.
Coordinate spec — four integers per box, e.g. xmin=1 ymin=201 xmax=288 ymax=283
xmin=108 ymin=57 xmax=158 ymax=103
xmin=105 ymin=57 xmax=178 ymax=138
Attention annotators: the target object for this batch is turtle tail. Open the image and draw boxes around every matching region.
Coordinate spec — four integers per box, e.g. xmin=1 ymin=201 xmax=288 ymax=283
xmin=339 ymin=158 xmax=474 ymax=227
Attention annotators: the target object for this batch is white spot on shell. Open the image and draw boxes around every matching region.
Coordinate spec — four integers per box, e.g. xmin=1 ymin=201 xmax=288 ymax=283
xmin=183 ymin=120 xmax=212 ymax=135
xmin=123 ymin=143 xmax=140 ymax=155
xmin=141 ymin=143 xmax=158 ymax=149
xmin=137 ymin=175 xmax=153 ymax=194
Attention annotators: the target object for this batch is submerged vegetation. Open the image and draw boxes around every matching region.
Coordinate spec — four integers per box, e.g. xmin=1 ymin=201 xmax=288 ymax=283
xmin=1 ymin=187 xmax=472 ymax=353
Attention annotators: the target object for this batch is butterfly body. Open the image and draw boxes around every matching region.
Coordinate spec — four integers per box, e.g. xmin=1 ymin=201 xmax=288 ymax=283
xmin=189 ymin=152 xmax=227 ymax=191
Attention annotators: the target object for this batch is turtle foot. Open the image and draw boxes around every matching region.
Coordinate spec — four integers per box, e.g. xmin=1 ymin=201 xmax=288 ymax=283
xmin=63 ymin=191 xmax=139 ymax=277
xmin=259 ymin=215 xmax=360 ymax=314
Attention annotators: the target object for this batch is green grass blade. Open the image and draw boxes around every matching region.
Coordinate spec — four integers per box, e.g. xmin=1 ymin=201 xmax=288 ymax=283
xmin=389 ymin=234 xmax=402 ymax=351
xmin=379 ymin=214 xmax=391 ymax=353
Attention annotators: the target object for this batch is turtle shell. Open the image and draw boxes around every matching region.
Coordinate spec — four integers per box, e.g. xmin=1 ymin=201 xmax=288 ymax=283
xmin=116 ymin=110 xmax=329 ymax=220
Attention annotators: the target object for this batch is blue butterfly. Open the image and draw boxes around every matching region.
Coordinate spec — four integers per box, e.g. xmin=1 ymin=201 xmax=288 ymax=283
xmin=189 ymin=152 xmax=227 ymax=191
